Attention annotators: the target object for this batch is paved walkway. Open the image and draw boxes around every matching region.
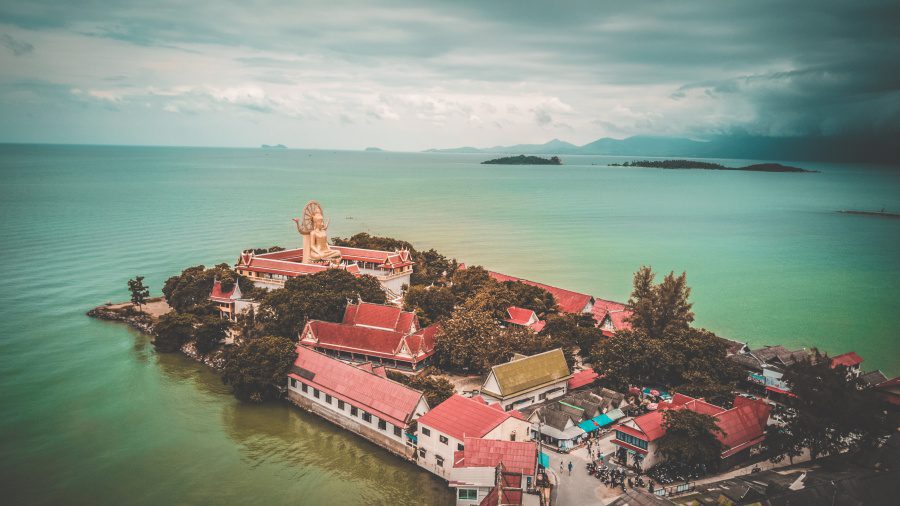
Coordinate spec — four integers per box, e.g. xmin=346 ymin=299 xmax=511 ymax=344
xmin=544 ymin=435 xmax=627 ymax=505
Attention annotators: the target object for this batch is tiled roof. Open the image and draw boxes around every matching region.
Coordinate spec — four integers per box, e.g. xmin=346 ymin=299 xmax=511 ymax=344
xmin=591 ymin=298 xmax=633 ymax=330
xmin=301 ymin=320 xmax=437 ymax=362
xmin=488 ymin=271 xmax=593 ymax=314
xmin=831 ymin=351 xmax=863 ymax=368
xmin=487 ymin=349 xmax=571 ymax=397
xmin=209 ymin=279 xmax=241 ymax=302
xmin=567 ymin=369 xmax=600 ymax=390
xmin=288 ymin=347 xmax=425 ymax=427
xmin=417 ymin=394 xmax=525 ymax=441
xmin=504 ymin=306 xmax=546 ymax=332
xmin=343 ymin=302 xmax=418 ymax=332
xmin=454 ymin=437 xmax=538 ymax=475
xmin=479 ymin=486 xmax=523 ymax=506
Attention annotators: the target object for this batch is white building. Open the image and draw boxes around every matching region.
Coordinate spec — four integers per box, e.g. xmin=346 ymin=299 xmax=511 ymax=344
xmin=415 ymin=394 xmax=532 ymax=480
xmin=480 ymin=349 xmax=572 ymax=411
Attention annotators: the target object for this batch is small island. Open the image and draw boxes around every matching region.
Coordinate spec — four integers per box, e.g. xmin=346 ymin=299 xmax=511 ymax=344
xmin=364 ymin=147 xmax=384 ymax=152
xmin=261 ymin=144 xmax=287 ymax=149
xmin=838 ymin=209 xmax=900 ymax=219
xmin=482 ymin=155 xmax=562 ymax=165
xmin=609 ymin=159 xmax=815 ymax=172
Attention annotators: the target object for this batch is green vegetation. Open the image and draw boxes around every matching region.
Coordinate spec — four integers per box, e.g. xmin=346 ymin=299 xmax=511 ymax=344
xmin=127 ymin=275 xmax=150 ymax=313
xmin=332 ymin=232 xmax=458 ymax=287
xmin=194 ymin=316 xmax=231 ymax=355
xmin=403 ymin=285 xmax=455 ymax=326
xmin=153 ymin=312 xmax=196 ymax=353
xmin=767 ymin=350 xmax=890 ymax=462
xmin=610 ymin=159 xmax=813 ymax=172
xmin=657 ymin=409 xmax=725 ymax=469
xmin=590 ymin=266 xmax=741 ymax=405
xmin=387 ymin=369 xmax=455 ymax=407
xmin=255 ymin=269 xmax=386 ymax=340
xmin=482 ymin=155 xmax=562 ymax=165
xmin=222 ymin=335 xmax=297 ymax=403
xmin=162 ymin=264 xmax=253 ymax=315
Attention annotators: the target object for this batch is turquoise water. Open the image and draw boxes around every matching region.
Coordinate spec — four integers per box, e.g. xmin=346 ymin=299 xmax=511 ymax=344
xmin=1 ymin=144 xmax=898 ymax=504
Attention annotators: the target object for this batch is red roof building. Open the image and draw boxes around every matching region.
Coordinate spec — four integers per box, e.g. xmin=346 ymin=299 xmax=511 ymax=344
xmin=287 ymin=346 xmax=428 ymax=429
xmin=567 ymin=369 xmax=600 ymax=390
xmin=209 ymin=279 xmax=257 ymax=322
xmin=448 ymin=438 xmax=538 ymax=505
xmin=831 ymin=351 xmax=864 ymax=368
xmin=299 ymin=302 xmax=439 ymax=371
xmin=612 ymin=394 xmax=770 ymax=468
xmin=504 ymin=306 xmax=546 ymax=333
xmin=454 ymin=437 xmax=538 ymax=476
xmin=488 ymin=271 xmax=594 ymax=314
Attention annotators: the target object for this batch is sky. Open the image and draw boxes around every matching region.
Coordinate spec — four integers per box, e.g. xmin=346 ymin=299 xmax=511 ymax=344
xmin=0 ymin=0 xmax=898 ymax=151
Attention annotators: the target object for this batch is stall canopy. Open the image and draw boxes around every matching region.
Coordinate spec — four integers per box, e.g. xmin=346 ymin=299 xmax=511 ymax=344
xmin=577 ymin=408 xmax=625 ymax=432
xmin=539 ymin=452 xmax=550 ymax=468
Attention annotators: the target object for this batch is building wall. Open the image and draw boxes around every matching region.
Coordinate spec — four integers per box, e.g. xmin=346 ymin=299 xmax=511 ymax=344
xmin=483 ymin=417 xmax=532 ymax=442
xmin=416 ymin=424 xmax=465 ymax=479
xmin=287 ymin=379 xmax=415 ymax=460
xmin=481 ymin=380 xmax=568 ymax=411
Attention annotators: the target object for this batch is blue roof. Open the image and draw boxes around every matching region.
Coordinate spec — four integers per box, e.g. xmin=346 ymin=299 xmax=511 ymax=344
xmin=579 ymin=409 xmax=626 ymax=432
xmin=577 ymin=419 xmax=600 ymax=432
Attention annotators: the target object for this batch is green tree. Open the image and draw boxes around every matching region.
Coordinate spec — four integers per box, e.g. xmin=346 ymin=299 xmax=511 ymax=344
xmin=488 ymin=325 xmax=576 ymax=370
xmin=332 ymin=232 xmax=413 ymax=252
xmin=449 ymin=265 xmax=493 ymax=303
xmin=411 ymin=248 xmax=457 ymax=287
xmin=194 ymin=316 xmax=231 ymax=355
xmin=403 ymin=285 xmax=456 ymax=326
xmin=387 ymin=369 xmax=455 ymax=407
xmin=222 ymin=335 xmax=296 ymax=402
xmin=153 ymin=312 xmax=196 ymax=352
xmin=162 ymin=264 xmax=252 ymax=315
xmin=540 ymin=313 xmax=604 ymax=356
xmin=774 ymin=351 xmax=890 ymax=461
xmin=433 ymin=308 xmax=499 ymax=373
xmin=257 ymin=269 xmax=386 ymax=340
xmin=656 ymin=409 xmax=725 ymax=470
xmin=128 ymin=275 xmax=150 ymax=313
xmin=590 ymin=267 xmax=739 ymax=403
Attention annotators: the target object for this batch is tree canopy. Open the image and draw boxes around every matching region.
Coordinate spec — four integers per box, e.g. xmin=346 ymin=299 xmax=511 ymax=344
xmin=127 ymin=275 xmax=150 ymax=312
xmin=222 ymin=335 xmax=297 ymax=402
xmin=162 ymin=263 xmax=253 ymax=315
xmin=256 ymin=269 xmax=386 ymax=340
xmin=432 ymin=308 xmax=497 ymax=373
xmin=153 ymin=312 xmax=196 ymax=352
xmin=194 ymin=315 xmax=231 ymax=355
xmin=770 ymin=351 xmax=890 ymax=461
xmin=656 ymin=409 xmax=725 ymax=470
xmin=387 ymin=369 xmax=455 ymax=407
xmin=403 ymin=285 xmax=456 ymax=326
xmin=590 ymin=266 xmax=740 ymax=405
xmin=331 ymin=232 xmax=458 ymax=287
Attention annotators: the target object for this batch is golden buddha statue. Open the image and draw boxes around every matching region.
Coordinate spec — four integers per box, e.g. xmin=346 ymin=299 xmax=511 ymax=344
xmin=293 ymin=201 xmax=343 ymax=265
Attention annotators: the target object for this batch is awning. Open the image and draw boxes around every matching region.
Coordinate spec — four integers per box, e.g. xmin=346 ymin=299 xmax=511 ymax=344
xmin=577 ymin=419 xmax=600 ymax=432
xmin=766 ymin=386 xmax=797 ymax=397
xmin=539 ymin=452 xmax=550 ymax=468
xmin=578 ymin=409 xmax=625 ymax=432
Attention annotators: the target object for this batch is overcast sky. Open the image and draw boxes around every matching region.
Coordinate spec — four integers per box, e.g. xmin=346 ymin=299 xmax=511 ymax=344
xmin=1 ymin=0 xmax=898 ymax=150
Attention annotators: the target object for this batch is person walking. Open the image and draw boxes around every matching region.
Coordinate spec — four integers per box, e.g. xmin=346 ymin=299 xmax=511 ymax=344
xmin=568 ymin=461 xmax=573 ymax=476
xmin=559 ymin=460 xmax=564 ymax=475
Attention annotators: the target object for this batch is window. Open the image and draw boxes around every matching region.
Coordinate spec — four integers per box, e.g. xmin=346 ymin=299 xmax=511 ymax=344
xmin=458 ymin=489 xmax=477 ymax=500
xmin=439 ymin=435 xmax=448 ymax=445
xmin=350 ymin=406 xmax=358 ymax=417
xmin=526 ymin=476 xmax=533 ymax=489
xmin=510 ymin=431 xmax=516 ymax=442
xmin=338 ymin=400 xmax=345 ymax=410
xmin=301 ymin=383 xmax=308 ymax=393
xmin=290 ymin=378 xmax=297 ymax=388
xmin=394 ymin=426 xmax=402 ymax=437
xmin=421 ymin=427 xmax=431 ymax=437
xmin=378 ymin=419 xmax=387 ymax=430
xmin=325 ymin=394 xmax=332 ymax=404
xmin=538 ymin=392 xmax=546 ymax=400
xmin=362 ymin=412 xmax=372 ymax=423
xmin=436 ymin=455 xmax=444 ymax=467
xmin=313 ymin=388 xmax=320 ymax=399
xmin=418 ymin=448 xmax=427 ymax=458
xmin=457 ymin=443 xmax=464 ymax=451
xmin=615 ymin=430 xmax=648 ymax=450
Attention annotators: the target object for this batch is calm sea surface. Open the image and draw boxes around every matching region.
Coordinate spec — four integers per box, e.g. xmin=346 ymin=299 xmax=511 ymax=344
xmin=1 ymin=144 xmax=898 ymax=504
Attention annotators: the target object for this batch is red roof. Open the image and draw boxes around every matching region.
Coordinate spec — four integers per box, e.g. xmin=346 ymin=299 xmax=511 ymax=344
xmin=831 ymin=351 xmax=863 ymax=368
xmin=614 ymin=394 xmax=770 ymax=457
xmin=300 ymin=320 xmax=437 ymax=363
xmin=288 ymin=347 xmax=425 ymax=427
xmin=504 ymin=306 xmax=546 ymax=332
xmin=417 ymin=394 xmax=525 ymax=441
xmin=591 ymin=298 xmax=633 ymax=331
xmin=209 ymin=280 xmax=240 ymax=302
xmin=454 ymin=437 xmax=537 ymax=475
xmin=479 ymin=486 xmax=523 ymax=506
xmin=567 ymin=369 xmax=600 ymax=390
xmin=343 ymin=302 xmax=418 ymax=333
xmin=489 ymin=271 xmax=593 ymax=314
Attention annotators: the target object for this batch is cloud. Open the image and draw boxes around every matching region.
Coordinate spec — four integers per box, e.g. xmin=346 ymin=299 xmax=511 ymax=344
xmin=0 ymin=0 xmax=897 ymax=151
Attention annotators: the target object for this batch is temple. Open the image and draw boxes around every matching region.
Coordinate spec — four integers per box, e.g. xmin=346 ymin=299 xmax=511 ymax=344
xmin=299 ymin=302 xmax=439 ymax=371
xmin=235 ymin=200 xmax=413 ymax=300
xmin=209 ymin=279 xmax=258 ymax=322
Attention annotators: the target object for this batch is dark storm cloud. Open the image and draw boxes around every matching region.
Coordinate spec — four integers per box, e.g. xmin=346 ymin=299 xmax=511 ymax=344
xmin=0 ymin=0 xmax=898 ymax=150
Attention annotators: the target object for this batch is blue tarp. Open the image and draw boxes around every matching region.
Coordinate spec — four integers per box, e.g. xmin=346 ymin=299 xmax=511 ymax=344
xmin=579 ymin=408 xmax=626 ymax=432
xmin=539 ymin=452 xmax=550 ymax=468
xmin=577 ymin=419 xmax=600 ymax=432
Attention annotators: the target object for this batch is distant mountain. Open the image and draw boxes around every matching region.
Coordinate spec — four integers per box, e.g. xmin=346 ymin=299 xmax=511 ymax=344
xmin=426 ymin=135 xmax=899 ymax=163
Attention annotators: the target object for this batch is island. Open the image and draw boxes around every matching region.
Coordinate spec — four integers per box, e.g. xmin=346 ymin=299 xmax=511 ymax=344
xmin=481 ymin=155 xmax=562 ymax=165
xmin=261 ymin=144 xmax=287 ymax=149
xmin=838 ymin=209 xmax=900 ymax=219
xmin=364 ymin=147 xmax=384 ymax=152
xmin=609 ymin=159 xmax=815 ymax=172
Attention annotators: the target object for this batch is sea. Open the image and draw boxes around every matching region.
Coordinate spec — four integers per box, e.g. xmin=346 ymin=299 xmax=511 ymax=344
xmin=1 ymin=144 xmax=898 ymax=505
